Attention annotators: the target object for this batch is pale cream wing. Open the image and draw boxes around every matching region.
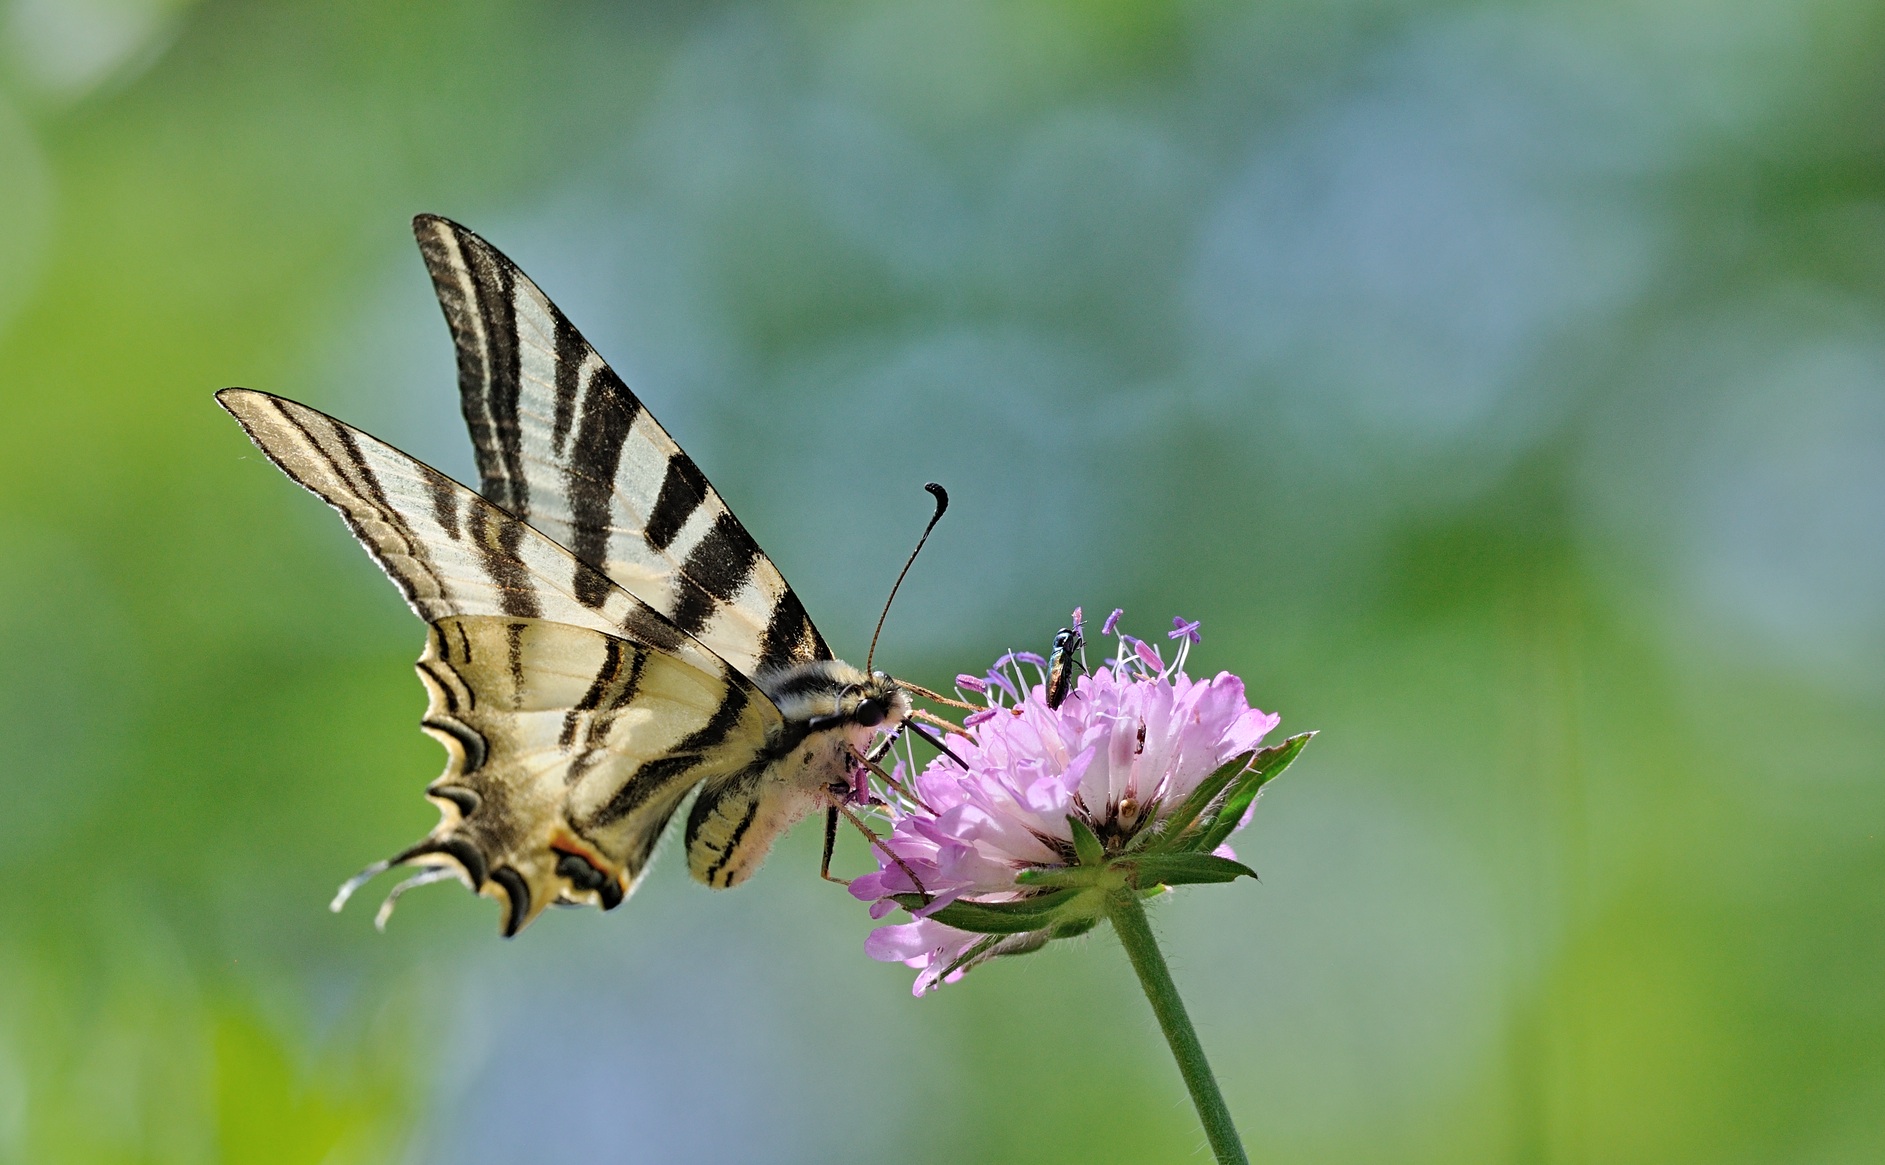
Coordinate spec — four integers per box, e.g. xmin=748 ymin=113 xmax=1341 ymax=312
xmin=415 ymin=616 xmax=779 ymax=934
xmin=412 ymin=214 xmax=830 ymax=682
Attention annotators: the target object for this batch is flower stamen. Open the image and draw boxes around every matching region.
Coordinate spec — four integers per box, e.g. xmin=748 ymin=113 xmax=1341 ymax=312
xmin=899 ymin=679 xmax=984 ymax=712
xmin=910 ymin=707 xmax=974 ymax=737
xmin=849 ymin=745 xmax=936 ymax=816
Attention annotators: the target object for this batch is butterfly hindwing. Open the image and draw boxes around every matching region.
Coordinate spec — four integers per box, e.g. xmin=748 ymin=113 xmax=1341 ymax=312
xmin=419 ymin=616 xmax=777 ymax=933
xmin=412 ymin=214 xmax=828 ymax=683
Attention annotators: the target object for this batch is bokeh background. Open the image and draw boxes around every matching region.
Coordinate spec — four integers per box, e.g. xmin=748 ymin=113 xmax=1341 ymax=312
xmin=1 ymin=0 xmax=1881 ymax=1161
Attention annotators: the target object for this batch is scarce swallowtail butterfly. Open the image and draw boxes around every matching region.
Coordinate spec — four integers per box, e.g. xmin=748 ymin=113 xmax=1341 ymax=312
xmin=219 ymin=214 xmax=921 ymax=937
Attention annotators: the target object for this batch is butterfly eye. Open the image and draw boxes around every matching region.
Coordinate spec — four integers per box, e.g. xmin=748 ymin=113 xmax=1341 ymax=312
xmin=854 ymin=698 xmax=885 ymax=728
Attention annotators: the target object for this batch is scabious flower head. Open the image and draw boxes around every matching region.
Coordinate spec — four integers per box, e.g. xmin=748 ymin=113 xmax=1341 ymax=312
xmin=853 ymin=613 xmax=1302 ymax=993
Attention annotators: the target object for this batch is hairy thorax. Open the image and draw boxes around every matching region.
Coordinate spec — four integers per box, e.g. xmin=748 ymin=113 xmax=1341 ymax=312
xmin=758 ymin=658 xmax=911 ymax=787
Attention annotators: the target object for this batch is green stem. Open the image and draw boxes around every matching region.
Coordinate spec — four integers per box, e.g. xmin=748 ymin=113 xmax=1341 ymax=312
xmin=1107 ymin=892 xmax=1250 ymax=1165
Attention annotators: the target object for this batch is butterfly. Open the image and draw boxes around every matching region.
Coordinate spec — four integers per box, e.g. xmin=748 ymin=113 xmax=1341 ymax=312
xmin=219 ymin=214 xmax=929 ymax=936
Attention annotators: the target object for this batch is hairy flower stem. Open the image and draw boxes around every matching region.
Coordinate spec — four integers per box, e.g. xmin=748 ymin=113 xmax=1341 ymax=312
xmin=1108 ymin=893 xmax=1250 ymax=1165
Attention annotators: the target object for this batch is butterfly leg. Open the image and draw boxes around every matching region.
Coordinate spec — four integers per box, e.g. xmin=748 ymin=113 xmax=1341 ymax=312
xmin=865 ymin=728 xmax=904 ymax=763
xmin=819 ymin=808 xmax=845 ymax=884
xmin=834 ymin=801 xmax=931 ymax=904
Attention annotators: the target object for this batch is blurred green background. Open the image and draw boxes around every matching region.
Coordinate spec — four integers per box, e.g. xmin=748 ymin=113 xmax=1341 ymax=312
xmin=2 ymin=0 xmax=1881 ymax=1161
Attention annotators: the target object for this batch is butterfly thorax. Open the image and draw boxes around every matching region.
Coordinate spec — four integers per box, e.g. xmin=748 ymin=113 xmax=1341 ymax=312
xmin=760 ymin=661 xmax=907 ymax=749
xmin=681 ymin=660 xmax=908 ymax=889
xmin=755 ymin=660 xmax=908 ymax=801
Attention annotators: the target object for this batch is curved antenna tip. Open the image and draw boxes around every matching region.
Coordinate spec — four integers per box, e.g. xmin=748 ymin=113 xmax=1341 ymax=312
xmin=866 ymin=482 xmax=953 ymax=673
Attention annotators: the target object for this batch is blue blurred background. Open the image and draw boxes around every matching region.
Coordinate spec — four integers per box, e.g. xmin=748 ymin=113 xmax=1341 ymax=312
xmin=1 ymin=1 xmax=1880 ymax=1161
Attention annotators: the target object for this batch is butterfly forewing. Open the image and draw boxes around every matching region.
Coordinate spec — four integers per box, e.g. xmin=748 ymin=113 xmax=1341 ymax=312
xmin=413 ymin=214 xmax=828 ymax=683
xmin=217 ymin=389 xmax=736 ymax=680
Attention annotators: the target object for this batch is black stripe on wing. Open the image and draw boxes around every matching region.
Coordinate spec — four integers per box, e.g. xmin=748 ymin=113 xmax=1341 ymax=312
xmin=584 ymin=685 xmax=753 ymax=830
xmin=565 ymin=365 xmax=640 ymax=610
xmin=670 ymin=514 xmax=760 ymax=637
xmin=645 ymin=452 xmax=711 ymax=553
xmin=417 ymin=219 xmax=529 ymax=515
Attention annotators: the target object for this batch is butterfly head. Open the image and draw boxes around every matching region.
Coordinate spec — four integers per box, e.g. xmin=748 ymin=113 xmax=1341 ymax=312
xmin=845 ymin=669 xmax=909 ymax=732
xmin=761 ymin=661 xmax=910 ymax=776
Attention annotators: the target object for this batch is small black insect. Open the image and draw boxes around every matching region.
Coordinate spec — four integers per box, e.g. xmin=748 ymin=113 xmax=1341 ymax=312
xmin=1045 ymin=625 xmax=1084 ymax=710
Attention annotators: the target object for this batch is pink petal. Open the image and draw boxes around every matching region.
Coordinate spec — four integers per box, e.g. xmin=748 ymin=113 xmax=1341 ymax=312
xmin=865 ymin=923 xmax=927 ymax=962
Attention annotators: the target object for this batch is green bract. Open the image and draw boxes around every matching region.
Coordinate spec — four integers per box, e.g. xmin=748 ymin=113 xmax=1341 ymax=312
xmin=888 ymin=733 xmax=1314 ymax=939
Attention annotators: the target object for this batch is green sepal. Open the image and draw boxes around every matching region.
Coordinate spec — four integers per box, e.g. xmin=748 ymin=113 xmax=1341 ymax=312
xmin=1195 ymin=732 xmax=1314 ymax=853
xmin=934 ymin=928 xmax=1061 ymax=982
xmin=889 ymin=888 xmax=1085 ymax=934
xmin=1148 ymin=754 xmax=1254 ymax=851
xmin=1126 ymin=852 xmax=1259 ymax=889
xmin=1069 ymin=814 xmax=1105 ymax=866
xmin=1050 ymin=916 xmax=1098 ymax=939
xmin=1015 ymin=865 xmax=1106 ymax=890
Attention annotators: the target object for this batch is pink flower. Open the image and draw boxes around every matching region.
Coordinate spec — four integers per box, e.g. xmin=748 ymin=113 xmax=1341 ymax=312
xmin=852 ymin=615 xmax=1287 ymax=993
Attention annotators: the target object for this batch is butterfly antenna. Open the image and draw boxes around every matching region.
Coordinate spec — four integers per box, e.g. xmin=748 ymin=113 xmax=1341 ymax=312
xmin=867 ymin=482 xmax=948 ymax=674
